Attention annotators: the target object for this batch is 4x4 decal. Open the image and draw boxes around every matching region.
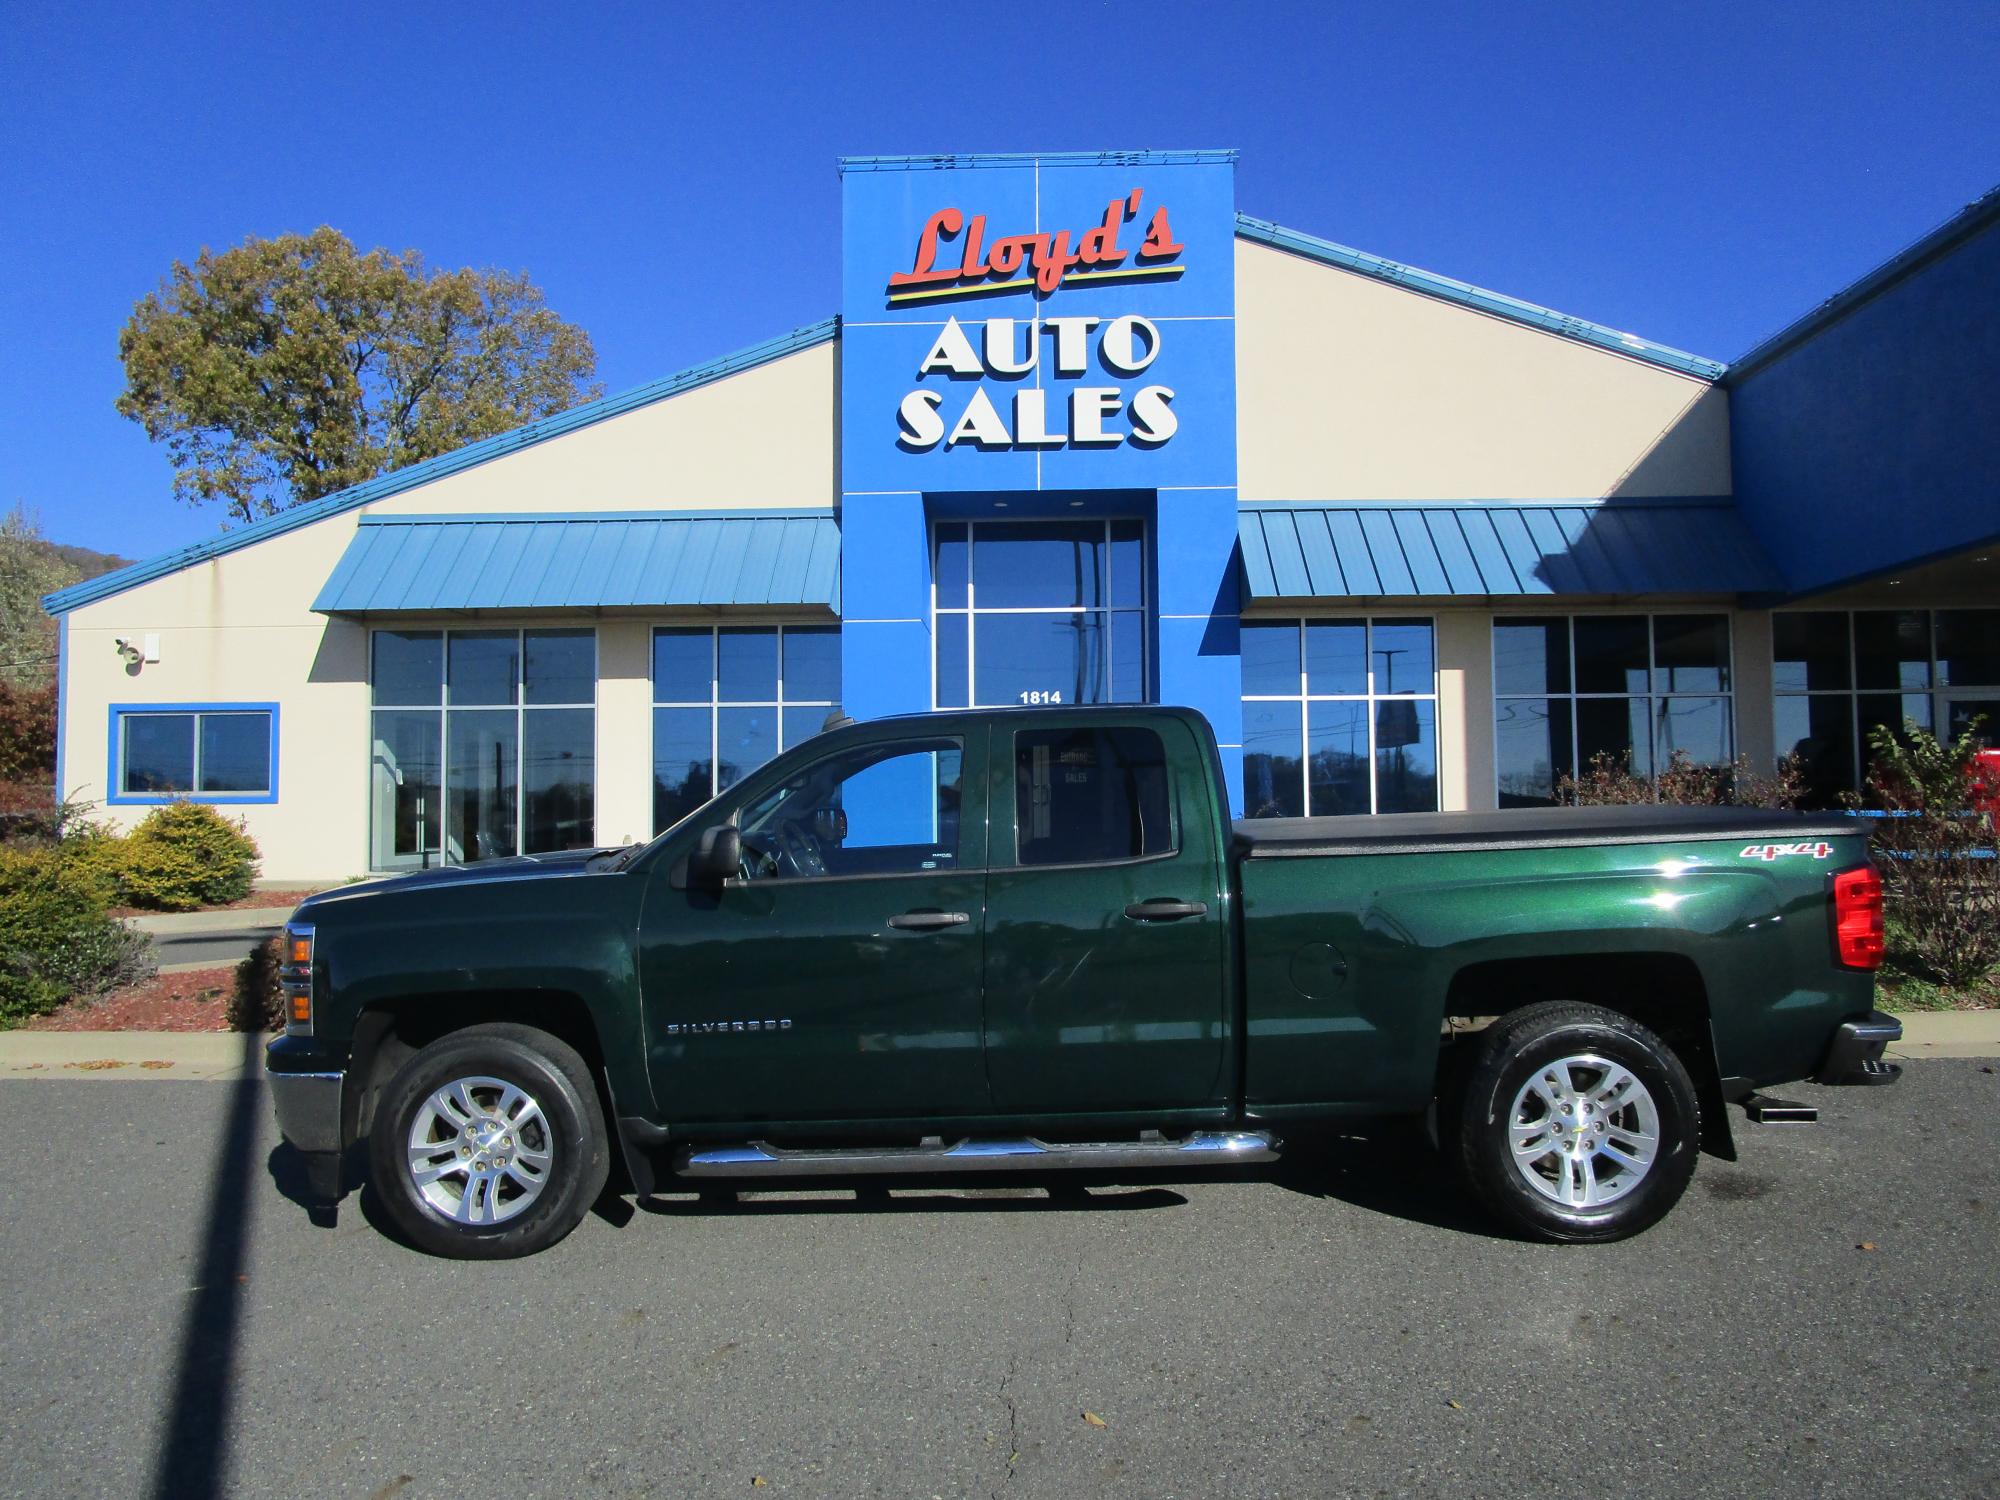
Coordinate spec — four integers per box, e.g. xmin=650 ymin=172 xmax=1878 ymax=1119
xmin=1739 ymin=841 xmax=1835 ymax=861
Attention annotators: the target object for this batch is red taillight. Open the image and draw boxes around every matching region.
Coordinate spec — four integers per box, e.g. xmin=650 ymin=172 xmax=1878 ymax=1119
xmin=1833 ymin=867 xmax=1885 ymax=971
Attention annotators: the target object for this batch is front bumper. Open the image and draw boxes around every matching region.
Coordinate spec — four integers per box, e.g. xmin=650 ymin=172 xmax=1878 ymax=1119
xmin=266 ymin=1041 xmax=346 ymax=1199
xmin=1814 ymin=1011 xmax=1903 ymax=1086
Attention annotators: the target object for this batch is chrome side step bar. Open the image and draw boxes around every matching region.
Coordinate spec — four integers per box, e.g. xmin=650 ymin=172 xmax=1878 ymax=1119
xmin=674 ymin=1130 xmax=1280 ymax=1179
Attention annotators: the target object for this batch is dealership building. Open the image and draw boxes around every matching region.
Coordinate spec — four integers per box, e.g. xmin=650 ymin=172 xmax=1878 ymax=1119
xmin=43 ymin=152 xmax=1999 ymax=882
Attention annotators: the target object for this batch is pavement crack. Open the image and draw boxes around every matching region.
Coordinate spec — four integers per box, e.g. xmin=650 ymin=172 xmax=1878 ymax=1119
xmin=992 ymin=1354 xmax=1020 ymax=1500
xmin=1062 ymin=1246 xmax=1082 ymax=1347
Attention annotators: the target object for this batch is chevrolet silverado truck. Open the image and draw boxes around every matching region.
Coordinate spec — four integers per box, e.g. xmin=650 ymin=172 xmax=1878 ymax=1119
xmin=266 ymin=705 xmax=1901 ymax=1259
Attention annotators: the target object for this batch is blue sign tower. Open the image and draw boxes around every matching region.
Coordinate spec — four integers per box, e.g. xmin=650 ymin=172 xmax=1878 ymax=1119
xmin=838 ymin=150 xmax=1245 ymax=809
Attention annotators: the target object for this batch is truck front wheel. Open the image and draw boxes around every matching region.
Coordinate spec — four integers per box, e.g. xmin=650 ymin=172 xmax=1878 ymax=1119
xmin=367 ymin=1023 xmax=610 ymax=1259
xmin=1453 ymin=1002 xmax=1699 ymax=1243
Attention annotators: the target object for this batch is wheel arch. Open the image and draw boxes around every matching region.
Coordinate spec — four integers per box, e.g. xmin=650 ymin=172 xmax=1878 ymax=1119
xmin=1440 ymin=952 xmax=1736 ymax=1161
xmin=346 ymin=989 xmax=641 ymax=1193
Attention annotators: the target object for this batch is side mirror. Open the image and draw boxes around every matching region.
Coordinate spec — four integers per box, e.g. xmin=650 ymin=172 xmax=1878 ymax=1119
xmin=691 ymin=825 xmax=741 ymax=885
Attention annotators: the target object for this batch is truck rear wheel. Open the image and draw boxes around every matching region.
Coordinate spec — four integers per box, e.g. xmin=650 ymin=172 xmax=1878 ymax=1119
xmin=368 ymin=1023 xmax=609 ymax=1260
xmin=1453 ymin=1002 xmax=1699 ymax=1243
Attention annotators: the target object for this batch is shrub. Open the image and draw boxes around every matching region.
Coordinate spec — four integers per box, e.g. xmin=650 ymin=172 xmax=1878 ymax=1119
xmin=228 ymin=935 xmax=284 ymax=1032
xmin=118 ymin=801 xmax=261 ymax=911
xmin=1558 ymin=749 xmax=1806 ymax=809
xmin=0 ymin=845 xmax=155 ymax=1025
xmin=1862 ymin=716 xmax=2000 ymax=990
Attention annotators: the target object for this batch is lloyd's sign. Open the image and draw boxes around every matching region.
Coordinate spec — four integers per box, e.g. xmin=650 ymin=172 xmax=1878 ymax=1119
xmin=839 ymin=151 xmax=1237 ymax=495
xmin=892 ymin=190 xmax=1183 ymax=453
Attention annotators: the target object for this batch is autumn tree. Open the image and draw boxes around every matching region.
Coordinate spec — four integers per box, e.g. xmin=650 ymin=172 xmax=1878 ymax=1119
xmin=116 ymin=227 xmax=602 ymax=523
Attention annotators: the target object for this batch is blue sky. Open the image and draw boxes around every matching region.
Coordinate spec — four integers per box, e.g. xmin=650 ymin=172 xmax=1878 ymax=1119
xmin=2 ymin=1 xmax=1994 ymax=561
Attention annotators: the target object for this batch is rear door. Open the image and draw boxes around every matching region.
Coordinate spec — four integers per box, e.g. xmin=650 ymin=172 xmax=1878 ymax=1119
xmin=979 ymin=714 xmax=1229 ymax=1113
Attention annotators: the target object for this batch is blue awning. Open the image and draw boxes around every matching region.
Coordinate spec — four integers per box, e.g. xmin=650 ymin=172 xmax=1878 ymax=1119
xmin=313 ymin=512 xmax=840 ymax=614
xmin=1238 ymin=501 xmax=1782 ymax=600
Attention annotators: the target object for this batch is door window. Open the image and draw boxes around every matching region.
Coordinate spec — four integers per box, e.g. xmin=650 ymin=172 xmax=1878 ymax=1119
xmin=1013 ymin=726 xmax=1173 ymax=867
xmin=736 ymin=738 xmax=964 ymax=881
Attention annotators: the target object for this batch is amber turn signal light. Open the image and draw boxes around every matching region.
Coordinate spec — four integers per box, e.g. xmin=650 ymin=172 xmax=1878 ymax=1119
xmin=288 ymin=935 xmax=312 ymax=966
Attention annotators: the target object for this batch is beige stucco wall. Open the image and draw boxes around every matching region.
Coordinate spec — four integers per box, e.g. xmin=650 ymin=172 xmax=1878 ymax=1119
xmin=1233 ymin=239 xmax=1732 ymax=501
xmin=58 ymin=344 xmax=835 ymax=882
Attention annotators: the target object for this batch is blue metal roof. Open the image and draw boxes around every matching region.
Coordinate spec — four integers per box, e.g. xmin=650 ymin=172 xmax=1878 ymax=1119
xmin=1234 ymin=216 xmax=1729 ymax=381
xmin=1728 ymin=182 xmax=2000 ymax=382
xmin=42 ymin=319 xmax=840 ymax=617
xmin=1238 ymin=500 xmax=1782 ymax=600
xmin=312 ymin=512 xmax=840 ymax=614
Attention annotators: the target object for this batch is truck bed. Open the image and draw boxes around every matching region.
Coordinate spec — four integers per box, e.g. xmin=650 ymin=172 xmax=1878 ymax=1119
xmin=1233 ymin=805 xmax=1859 ymax=858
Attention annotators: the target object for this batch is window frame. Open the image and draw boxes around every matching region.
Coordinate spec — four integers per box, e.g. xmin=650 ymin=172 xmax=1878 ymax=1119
xmin=1491 ymin=611 xmax=1737 ymax=807
xmin=107 ymin=702 xmax=280 ymax=806
xmin=1773 ymin=607 xmax=2000 ymax=797
xmin=650 ymin=623 xmax=842 ymax=835
xmin=1241 ymin=615 xmax=1441 ymax=817
xmin=366 ymin=626 xmax=599 ymax=868
xmin=930 ymin=517 xmax=1150 ymax=710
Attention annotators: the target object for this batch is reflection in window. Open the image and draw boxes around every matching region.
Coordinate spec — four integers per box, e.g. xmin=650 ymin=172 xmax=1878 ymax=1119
xmin=369 ymin=628 xmax=595 ymax=868
xmin=933 ymin=519 xmax=1147 ymax=708
xmin=737 ymin=738 xmax=962 ymax=879
xmin=652 ymin=625 xmax=841 ymax=834
xmin=116 ymin=709 xmax=274 ymax=797
xmin=1241 ymin=618 xmax=1438 ymax=818
xmin=1014 ymin=726 xmax=1173 ymax=865
xmin=1774 ymin=609 xmax=1999 ymax=805
xmin=1494 ymin=615 xmax=1731 ymax=808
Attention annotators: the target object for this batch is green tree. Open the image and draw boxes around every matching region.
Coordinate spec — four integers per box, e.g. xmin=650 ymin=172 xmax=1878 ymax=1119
xmin=0 ymin=505 xmax=74 ymax=688
xmin=116 ymin=227 xmax=602 ymax=523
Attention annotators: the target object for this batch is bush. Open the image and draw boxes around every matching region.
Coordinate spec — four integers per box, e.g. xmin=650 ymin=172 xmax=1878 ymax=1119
xmin=1558 ymin=749 xmax=1806 ymax=809
xmin=1862 ymin=717 xmax=2000 ymax=990
xmin=0 ymin=845 xmax=155 ymax=1025
xmin=228 ymin=935 xmax=284 ymax=1032
xmin=118 ymin=801 xmax=261 ymax=911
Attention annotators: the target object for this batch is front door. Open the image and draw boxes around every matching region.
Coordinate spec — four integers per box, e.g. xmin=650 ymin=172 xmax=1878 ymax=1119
xmin=639 ymin=730 xmax=989 ymax=1125
xmin=980 ymin=716 xmax=1229 ymax=1114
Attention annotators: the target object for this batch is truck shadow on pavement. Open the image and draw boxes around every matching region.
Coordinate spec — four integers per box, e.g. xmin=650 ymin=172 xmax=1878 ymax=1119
xmin=267 ymin=1123 xmax=1506 ymax=1259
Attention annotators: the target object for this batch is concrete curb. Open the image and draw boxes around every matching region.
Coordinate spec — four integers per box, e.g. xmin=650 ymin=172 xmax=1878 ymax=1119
xmin=0 ymin=1030 xmax=266 ymax=1081
xmin=2 ymin=1011 xmax=1994 ymax=1080
xmin=125 ymin=908 xmax=292 ymax=936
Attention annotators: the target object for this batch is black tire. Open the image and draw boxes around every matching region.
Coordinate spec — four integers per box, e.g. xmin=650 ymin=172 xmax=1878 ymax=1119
xmin=1453 ymin=1001 xmax=1700 ymax=1244
xmin=368 ymin=1023 xmax=610 ymax=1260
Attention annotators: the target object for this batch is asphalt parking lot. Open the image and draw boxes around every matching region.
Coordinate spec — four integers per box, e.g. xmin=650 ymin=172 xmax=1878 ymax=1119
xmin=0 ymin=1053 xmax=1994 ymax=1500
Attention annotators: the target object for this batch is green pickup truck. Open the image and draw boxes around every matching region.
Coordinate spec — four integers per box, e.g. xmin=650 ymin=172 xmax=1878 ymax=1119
xmin=267 ymin=705 xmax=1900 ymax=1258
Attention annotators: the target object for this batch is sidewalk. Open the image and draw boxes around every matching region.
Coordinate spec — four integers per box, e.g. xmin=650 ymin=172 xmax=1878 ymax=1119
xmin=0 ymin=1030 xmax=264 ymax=1080
xmin=2 ymin=1010 xmax=1993 ymax=1080
xmin=124 ymin=908 xmax=291 ymax=937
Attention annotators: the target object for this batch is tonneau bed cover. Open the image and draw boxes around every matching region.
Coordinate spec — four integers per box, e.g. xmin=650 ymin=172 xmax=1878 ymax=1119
xmin=1233 ymin=805 xmax=1860 ymax=858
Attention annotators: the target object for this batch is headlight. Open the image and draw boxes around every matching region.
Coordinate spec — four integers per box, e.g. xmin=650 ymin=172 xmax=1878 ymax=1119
xmin=281 ymin=923 xmax=315 ymax=1035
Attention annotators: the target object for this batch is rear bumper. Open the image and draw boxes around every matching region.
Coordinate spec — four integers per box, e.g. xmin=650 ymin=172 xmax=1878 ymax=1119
xmin=1814 ymin=1011 xmax=1903 ymax=1086
xmin=266 ymin=1042 xmax=346 ymax=1200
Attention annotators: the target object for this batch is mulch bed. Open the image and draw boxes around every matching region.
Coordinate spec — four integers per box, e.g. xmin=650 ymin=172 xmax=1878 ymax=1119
xmin=23 ymin=967 xmax=243 ymax=1032
xmin=108 ymin=887 xmax=326 ymax=920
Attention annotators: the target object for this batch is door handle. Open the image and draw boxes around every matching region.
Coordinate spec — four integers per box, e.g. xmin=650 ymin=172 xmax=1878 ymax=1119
xmin=887 ymin=910 xmax=970 ymax=931
xmin=1123 ymin=899 xmax=1209 ymax=922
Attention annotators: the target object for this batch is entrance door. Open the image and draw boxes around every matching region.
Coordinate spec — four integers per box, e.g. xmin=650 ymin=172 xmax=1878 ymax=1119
xmin=639 ymin=730 xmax=990 ymax=1125
xmin=980 ymin=716 xmax=1229 ymax=1114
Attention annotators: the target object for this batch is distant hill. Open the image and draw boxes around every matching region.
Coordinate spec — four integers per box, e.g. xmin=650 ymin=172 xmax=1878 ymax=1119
xmin=45 ymin=541 xmax=133 ymax=581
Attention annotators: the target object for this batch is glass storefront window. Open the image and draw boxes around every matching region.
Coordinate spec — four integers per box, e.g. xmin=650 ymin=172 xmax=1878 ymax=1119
xmin=1493 ymin=615 xmax=1732 ymax=807
xmin=369 ymin=628 xmax=596 ymax=869
xmin=1242 ymin=618 xmax=1439 ymax=818
xmin=932 ymin=519 xmax=1148 ymax=708
xmin=1774 ymin=608 xmax=1999 ymax=804
xmin=651 ymin=625 xmax=842 ymax=834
